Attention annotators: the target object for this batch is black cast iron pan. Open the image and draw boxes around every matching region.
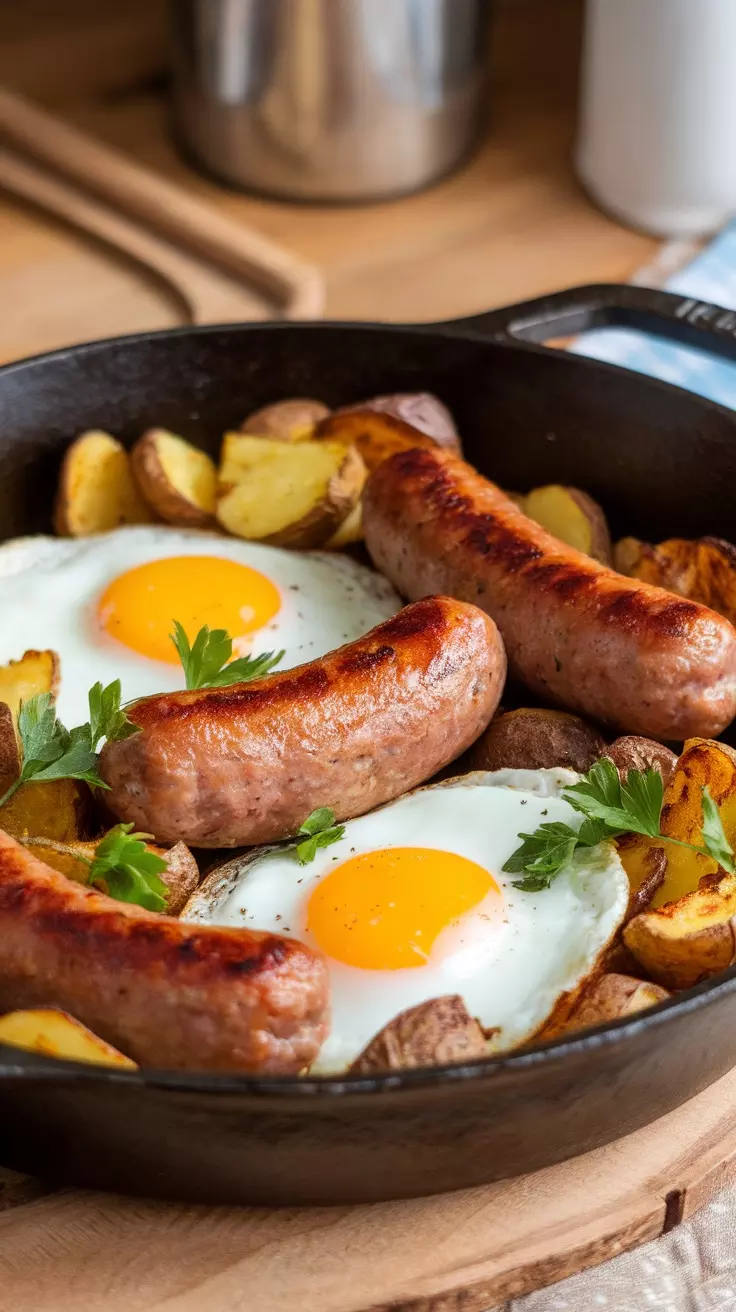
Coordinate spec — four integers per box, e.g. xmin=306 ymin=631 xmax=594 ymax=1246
xmin=0 ymin=283 xmax=735 ymax=1206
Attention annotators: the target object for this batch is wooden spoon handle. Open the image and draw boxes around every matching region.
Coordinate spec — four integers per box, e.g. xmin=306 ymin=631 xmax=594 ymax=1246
xmin=0 ymin=87 xmax=325 ymax=320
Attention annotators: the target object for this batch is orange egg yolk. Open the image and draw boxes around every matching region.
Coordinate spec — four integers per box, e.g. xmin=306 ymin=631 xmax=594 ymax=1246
xmin=97 ymin=555 xmax=281 ymax=664
xmin=307 ymin=847 xmax=498 ymax=970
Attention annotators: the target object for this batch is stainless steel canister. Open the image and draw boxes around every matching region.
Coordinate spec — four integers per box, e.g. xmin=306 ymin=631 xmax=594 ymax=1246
xmin=172 ymin=0 xmax=491 ymax=202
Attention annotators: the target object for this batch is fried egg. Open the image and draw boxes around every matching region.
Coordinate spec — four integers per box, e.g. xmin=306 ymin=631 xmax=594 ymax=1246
xmin=184 ymin=770 xmax=630 ymax=1073
xmin=0 ymin=526 xmax=401 ymax=726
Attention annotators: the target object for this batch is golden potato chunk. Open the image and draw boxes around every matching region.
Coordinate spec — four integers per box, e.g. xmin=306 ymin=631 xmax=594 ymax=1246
xmin=131 ymin=429 xmax=217 ymax=528
xmin=22 ymin=835 xmax=199 ymax=915
xmin=467 ymin=707 xmax=606 ymax=774
xmin=323 ymin=500 xmax=364 ymax=549
xmin=314 ymin=409 xmax=440 ymax=475
xmin=0 ymin=779 xmax=91 ymax=843
xmin=349 ymin=995 xmax=488 ymax=1074
xmin=217 ymin=434 xmax=366 ymax=548
xmin=240 ymin=398 xmax=331 ymax=441
xmin=616 ymin=834 xmax=667 ymax=918
xmin=0 ymin=1008 xmax=136 ymax=1068
xmin=538 ymin=973 xmax=670 ymax=1039
xmin=54 ymin=430 xmax=154 ymax=536
xmin=0 ymin=649 xmax=59 ymax=719
xmin=523 ymin=485 xmax=612 ymax=563
xmin=624 ymin=872 xmax=736 ymax=989
xmin=614 ymin=535 xmax=736 ymax=624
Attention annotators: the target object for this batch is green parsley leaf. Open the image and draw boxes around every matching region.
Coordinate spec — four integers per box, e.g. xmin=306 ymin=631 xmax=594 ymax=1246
xmin=701 ymin=786 xmax=736 ymax=874
xmin=88 ymin=680 xmax=139 ymax=749
xmin=287 ymin=807 xmax=346 ymax=865
xmin=506 ymin=756 xmax=736 ymax=893
xmin=0 ymin=694 xmax=105 ymax=808
xmin=171 ymin=621 xmax=283 ymax=691
xmin=88 ymin=823 xmax=168 ymax=912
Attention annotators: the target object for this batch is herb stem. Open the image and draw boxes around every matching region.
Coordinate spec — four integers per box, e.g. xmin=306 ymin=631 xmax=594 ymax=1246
xmin=0 ymin=779 xmax=21 ymax=810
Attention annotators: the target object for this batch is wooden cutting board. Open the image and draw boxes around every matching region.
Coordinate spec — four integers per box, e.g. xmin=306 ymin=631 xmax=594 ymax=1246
xmin=0 ymin=1064 xmax=735 ymax=1311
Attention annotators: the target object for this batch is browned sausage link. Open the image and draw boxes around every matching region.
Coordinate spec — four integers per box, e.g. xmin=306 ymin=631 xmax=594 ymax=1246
xmin=100 ymin=597 xmax=506 ymax=848
xmin=0 ymin=829 xmax=328 ymax=1073
xmin=362 ymin=449 xmax=736 ymax=740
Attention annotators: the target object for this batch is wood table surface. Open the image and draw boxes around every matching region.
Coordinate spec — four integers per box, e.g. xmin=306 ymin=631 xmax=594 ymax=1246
xmin=0 ymin=3 xmax=713 ymax=1308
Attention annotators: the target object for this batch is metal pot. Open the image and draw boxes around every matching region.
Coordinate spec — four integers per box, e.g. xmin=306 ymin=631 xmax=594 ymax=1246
xmin=172 ymin=0 xmax=491 ymax=201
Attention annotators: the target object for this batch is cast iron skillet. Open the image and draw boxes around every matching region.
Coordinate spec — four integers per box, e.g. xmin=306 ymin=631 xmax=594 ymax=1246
xmin=0 ymin=284 xmax=736 ymax=1206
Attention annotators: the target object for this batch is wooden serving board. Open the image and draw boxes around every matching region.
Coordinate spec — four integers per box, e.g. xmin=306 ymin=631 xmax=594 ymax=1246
xmin=0 ymin=1065 xmax=734 ymax=1312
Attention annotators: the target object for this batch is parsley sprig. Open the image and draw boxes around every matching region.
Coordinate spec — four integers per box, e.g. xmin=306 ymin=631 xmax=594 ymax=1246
xmin=171 ymin=621 xmax=284 ymax=691
xmin=286 ymin=807 xmax=346 ymax=865
xmin=504 ymin=757 xmax=736 ymax=892
xmin=0 ymin=681 xmax=138 ymax=810
xmin=84 ymin=823 xmax=168 ymax=912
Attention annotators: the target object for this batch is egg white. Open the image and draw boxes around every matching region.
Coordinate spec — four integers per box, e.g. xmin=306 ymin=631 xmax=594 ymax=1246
xmin=0 ymin=526 xmax=401 ymax=726
xmin=184 ymin=770 xmax=630 ymax=1074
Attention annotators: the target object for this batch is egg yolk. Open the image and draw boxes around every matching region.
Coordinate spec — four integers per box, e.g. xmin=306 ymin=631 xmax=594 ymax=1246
xmin=97 ymin=555 xmax=281 ymax=664
xmin=307 ymin=847 xmax=498 ymax=970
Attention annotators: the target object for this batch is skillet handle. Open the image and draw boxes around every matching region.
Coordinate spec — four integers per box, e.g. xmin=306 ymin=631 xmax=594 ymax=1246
xmin=441 ymin=283 xmax=736 ymax=361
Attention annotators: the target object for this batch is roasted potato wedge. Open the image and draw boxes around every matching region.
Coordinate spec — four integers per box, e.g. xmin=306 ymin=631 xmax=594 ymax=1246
xmin=606 ymin=736 xmax=678 ymax=789
xmin=538 ymin=973 xmax=670 ymax=1039
xmin=624 ymin=872 xmax=736 ymax=989
xmin=323 ymin=500 xmax=364 ymax=549
xmin=334 ymin=393 xmax=461 ymax=451
xmin=614 ymin=535 xmax=736 ymax=624
xmin=131 ymin=428 xmax=217 ymax=528
xmin=616 ymin=834 xmax=667 ymax=918
xmin=349 ymin=995 xmax=488 ymax=1074
xmin=467 ymin=707 xmax=606 ymax=774
xmin=0 ymin=1008 xmax=136 ymax=1068
xmin=0 ymin=648 xmax=59 ymax=719
xmin=54 ymin=430 xmax=154 ymax=536
xmin=216 ymin=434 xmax=366 ymax=548
xmin=239 ymin=398 xmax=331 ymax=442
xmin=314 ymin=410 xmax=440 ymax=475
xmin=22 ymin=835 xmax=199 ymax=915
xmin=523 ymin=484 xmax=612 ymax=563
xmin=0 ymin=779 xmax=92 ymax=843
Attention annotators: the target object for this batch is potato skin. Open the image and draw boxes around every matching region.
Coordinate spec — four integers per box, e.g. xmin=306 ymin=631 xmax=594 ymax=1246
xmin=607 ymin=736 xmax=678 ymax=788
xmin=131 ymin=429 xmax=216 ymax=528
xmin=538 ymin=973 xmax=670 ymax=1040
xmin=239 ymin=398 xmax=330 ymax=441
xmin=342 ymin=393 xmax=461 ymax=453
xmin=467 ymin=708 xmax=606 ymax=774
xmin=350 ymin=995 xmax=487 ymax=1074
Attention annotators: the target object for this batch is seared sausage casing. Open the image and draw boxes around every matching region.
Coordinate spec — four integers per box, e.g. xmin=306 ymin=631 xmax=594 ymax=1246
xmin=0 ymin=829 xmax=328 ymax=1073
xmin=100 ymin=597 xmax=506 ymax=847
xmin=363 ymin=448 xmax=736 ymax=740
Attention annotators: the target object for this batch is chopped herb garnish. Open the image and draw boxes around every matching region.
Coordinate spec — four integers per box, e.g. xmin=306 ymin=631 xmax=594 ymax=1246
xmin=285 ymin=807 xmax=346 ymax=865
xmin=171 ymin=621 xmax=283 ymax=691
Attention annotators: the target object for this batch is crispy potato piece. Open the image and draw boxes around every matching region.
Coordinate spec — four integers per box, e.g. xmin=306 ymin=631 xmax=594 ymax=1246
xmin=0 ymin=1008 xmax=136 ymax=1068
xmin=539 ymin=973 xmax=670 ymax=1039
xmin=0 ymin=703 xmax=20 ymax=783
xmin=314 ymin=410 xmax=440 ymax=475
xmin=652 ymin=737 xmax=736 ymax=908
xmin=323 ymin=500 xmax=364 ymax=549
xmin=524 ymin=484 xmax=612 ymax=563
xmin=131 ymin=429 xmax=217 ymax=528
xmin=607 ymin=737 xmax=678 ymax=789
xmin=467 ymin=708 xmax=606 ymax=774
xmin=616 ymin=834 xmax=667 ymax=918
xmin=335 ymin=393 xmax=461 ymax=452
xmin=614 ymin=535 xmax=736 ymax=624
xmin=22 ymin=836 xmax=199 ymax=915
xmin=239 ymin=398 xmax=331 ymax=442
xmin=0 ymin=779 xmax=91 ymax=843
xmin=217 ymin=434 xmax=366 ymax=548
xmin=349 ymin=995 xmax=488 ymax=1074
xmin=0 ymin=649 xmax=59 ymax=719
xmin=624 ymin=872 xmax=736 ymax=989
xmin=54 ymin=430 xmax=154 ymax=536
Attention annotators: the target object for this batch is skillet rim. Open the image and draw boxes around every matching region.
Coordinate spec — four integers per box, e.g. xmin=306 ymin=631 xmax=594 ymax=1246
xmin=1 ymin=314 xmax=736 ymax=1097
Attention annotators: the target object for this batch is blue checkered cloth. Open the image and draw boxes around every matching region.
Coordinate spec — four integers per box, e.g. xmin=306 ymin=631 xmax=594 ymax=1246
xmin=571 ymin=220 xmax=736 ymax=410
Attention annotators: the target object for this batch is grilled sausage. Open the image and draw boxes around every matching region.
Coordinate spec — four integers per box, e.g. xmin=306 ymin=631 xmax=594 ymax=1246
xmin=0 ymin=829 xmax=328 ymax=1073
xmin=362 ymin=448 xmax=736 ymax=740
xmin=100 ymin=597 xmax=506 ymax=848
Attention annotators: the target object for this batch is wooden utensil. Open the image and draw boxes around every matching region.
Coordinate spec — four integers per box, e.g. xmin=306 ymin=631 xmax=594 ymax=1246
xmin=0 ymin=87 xmax=324 ymax=322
